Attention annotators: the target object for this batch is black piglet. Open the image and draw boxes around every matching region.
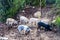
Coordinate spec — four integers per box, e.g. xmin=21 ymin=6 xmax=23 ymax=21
xmin=37 ymin=22 xmax=52 ymax=31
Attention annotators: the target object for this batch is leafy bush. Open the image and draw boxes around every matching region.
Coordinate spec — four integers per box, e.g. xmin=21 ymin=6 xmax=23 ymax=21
xmin=26 ymin=0 xmax=40 ymax=6
xmin=56 ymin=0 xmax=60 ymax=8
xmin=6 ymin=0 xmax=25 ymax=18
xmin=0 ymin=0 xmax=25 ymax=22
xmin=41 ymin=0 xmax=46 ymax=7
xmin=46 ymin=0 xmax=56 ymax=5
xmin=55 ymin=16 xmax=60 ymax=27
xmin=31 ymin=0 xmax=40 ymax=6
xmin=0 ymin=1 xmax=6 ymax=22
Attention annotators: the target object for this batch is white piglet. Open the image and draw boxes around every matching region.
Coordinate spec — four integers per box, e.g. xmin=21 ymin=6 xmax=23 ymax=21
xmin=29 ymin=18 xmax=40 ymax=27
xmin=6 ymin=18 xmax=18 ymax=26
xmin=20 ymin=16 xmax=29 ymax=24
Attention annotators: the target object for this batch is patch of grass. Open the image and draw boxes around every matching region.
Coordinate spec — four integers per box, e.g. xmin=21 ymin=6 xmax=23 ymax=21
xmin=55 ymin=16 xmax=60 ymax=27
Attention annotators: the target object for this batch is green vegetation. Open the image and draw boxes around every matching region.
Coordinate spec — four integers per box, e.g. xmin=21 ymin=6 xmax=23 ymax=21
xmin=56 ymin=0 xmax=60 ymax=8
xmin=0 ymin=0 xmax=26 ymax=22
xmin=0 ymin=0 xmax=40 ymax=22
xmin=41 ymin=0 xmax=46 ymax=7
xmin=26 ymin=0 xmax=40 ymax=6
xmin=55 ymin=16 xmax=60 ymax=27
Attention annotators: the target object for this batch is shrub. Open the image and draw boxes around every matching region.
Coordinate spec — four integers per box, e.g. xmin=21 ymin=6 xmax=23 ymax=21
xmin=56 ymin=0 xmax=60 ymax=8
xmin=46 ymin=0 xmax=56 ymax=5
xmin=0 ymin=2 xmax=6 ymax=22
xmin=26 ymin=0 xmax=40 ymax=6
xmin=41 ymin=0 xmax=46 ymax=7
xmin=55 ymin=16 xmax=60 ymax=27
xmin=0 ymin=0 xmax=25 ymax=22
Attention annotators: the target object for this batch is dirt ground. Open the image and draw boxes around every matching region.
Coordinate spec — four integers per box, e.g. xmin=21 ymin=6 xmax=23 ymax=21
xmin=0 ymin=7 xmax=60 ymax=40
xmin=3 ymin=27 xmax=60 ymax=40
